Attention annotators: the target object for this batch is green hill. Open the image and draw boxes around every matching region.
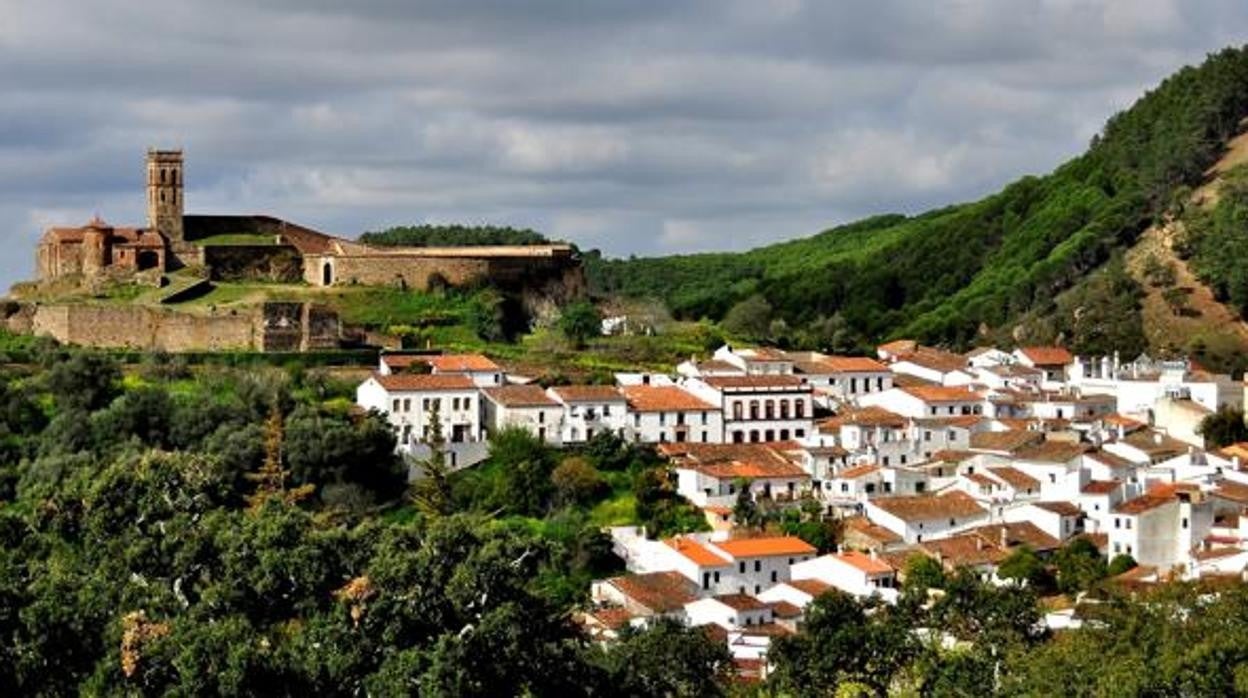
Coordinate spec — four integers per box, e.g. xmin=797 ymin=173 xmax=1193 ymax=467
xmin=587 ymin=46 xmax=1248 ymax=357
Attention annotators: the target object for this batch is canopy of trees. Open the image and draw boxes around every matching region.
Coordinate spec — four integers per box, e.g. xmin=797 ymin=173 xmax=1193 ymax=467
xmin=360 ymin=224 xmax=552 ymax=247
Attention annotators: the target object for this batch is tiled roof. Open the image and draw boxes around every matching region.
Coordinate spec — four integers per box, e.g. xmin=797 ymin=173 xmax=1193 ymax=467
xmin=713 ymin=536 xmax=816 ymax=558
xmin=818 ymin=405 xmax=907 ymax=430
xmin=787 ymin=578 xmax=832 ymax=596
xmin=483 ymin=384 xmax=559 ymax=407
xmin=426 ymin=353 xmax=501 ymax=372
xmin=987 ymin=466 xmax=1041 ymax=491
xmin=666 ymin=537 xmax=730 ymax=567
xmin=373 ymin=373 xmax=476 ymax=392
xmin=835 ymin=550 xmax=894 ymax=575
xmin=1014 ymin=440 xmax=1088 ymax=464
xmin=660 ymin=442 xmax=807 ymax=481
xmin=1103 ymin=413 xmax=1147 ymax=430
xmin=1212 ymin=479 xmax=1248 ymax=505
xmin=1122 ymin=429 xmax=1188 ymax=459
xmin=713 ymin=593 xmax=769 ymax=611
xmin=969 ymin=430 xmax=1045 ymax=453
xmin=549 ymin=385 xmax=625 ymax=403
xmin=1084 ymin=449 xmax=1134 ymax=470
xmin=691 ymin=359 xmax=741 ymax=373
xmin=870 ymin=491 xmax=986 ymax=522
xmin=1114 ymin=487 xmax=1183 ymax=515
xmin=894 ymin=349 xmax=968 ymax=373
xmin=1081 ymin=479 xmax=1121 ymax=495
xmin=878 ymin=339 xmax=920 ymax=356
xmin=1032 ymin=501 xmax=1081 ymax=516
xmin=680 ymin=458 xmax=809 ymax=481
xmin=769 ymin=600 xmax=803 ymax=618
xmin=701 ymin=375 xmax=806 ymax=389
xmin=623 ymin=385 xmax=715 ymax=412
xmin=837 ymin=464 xmax=881 ymax=480
xmin=1018 ymin=346 xmax=1074 ymax=366
xmin=606 ymin=571 xmax=700 ymax=613
xmin=843 ymin=516 xmax=904 ymax=544
xmin=901 ymin=385 xmax=979 ymax=402
xmin=795 ymin=355 xmax=890 ymax=374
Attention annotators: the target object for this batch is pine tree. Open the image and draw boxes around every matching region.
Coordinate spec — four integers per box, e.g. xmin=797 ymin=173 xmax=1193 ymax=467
xmin=245 ymin=407 xmax=313 ymax=511
xmin=409 ymin=399 xmax=454 ymax=517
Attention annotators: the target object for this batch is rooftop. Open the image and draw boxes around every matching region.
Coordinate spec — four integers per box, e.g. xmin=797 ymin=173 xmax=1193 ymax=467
xmin=713 ymin=536 xmax=817 ymax=559
xmin=713 ymin=593 xmax=769 ymax=612
xmin=987 ymin=466 xmax=1041 ymax=491
xmin=373 ymin=372 xmax=476 ymax=392
xmin=834 ymin=550 xmax=894 ymax=575
xmin=901 ymin=385 xmax=980 ymax=402
xmin=1017 ymin=346 xmax=1075 ymax=366
xmin=548 ymin=385 xmax=625 ymax=403
xmin=483 ymin=384 xmax=560 ymax=408
xmin=623 ymin=385 xmax=716 ymax=412
xmin=969 ymin=430 xmax=1045 ymax=454
xmin=870 ymin=491 xmax=986 ymax=522
xmin=666 ymin=537 xmax=730 ymax=567
xmin=605 ymin=571 xmax=700 ymax=614
xmin=700 ymin=375 xmax=807 ymax=390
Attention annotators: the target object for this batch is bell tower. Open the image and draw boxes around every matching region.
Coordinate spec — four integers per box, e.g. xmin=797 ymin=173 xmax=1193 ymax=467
xmin=146 ymin=149 xmax=184 ymax=242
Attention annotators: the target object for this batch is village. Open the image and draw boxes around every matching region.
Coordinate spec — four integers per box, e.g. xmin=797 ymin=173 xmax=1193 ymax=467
xmin=355 ymin=339 xmax=1248 ymax=679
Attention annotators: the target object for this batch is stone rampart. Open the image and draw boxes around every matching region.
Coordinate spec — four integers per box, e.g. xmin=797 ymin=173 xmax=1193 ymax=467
xmin=29 ymin=304 xmax=256 ymax=351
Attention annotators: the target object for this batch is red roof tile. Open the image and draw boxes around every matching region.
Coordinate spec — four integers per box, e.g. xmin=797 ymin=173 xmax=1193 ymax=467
xmin=623 ymin=386 xmax=716 ymax=412
xmin=374 ymin=373 xmax=476 ymax=392
xmin=713 ymin=536 xmax=816 ymax=558
xmin=1018 ymin=346 xmax=1074 ymax=366
xmin=483 ymin=384 xmax=559 ymax=407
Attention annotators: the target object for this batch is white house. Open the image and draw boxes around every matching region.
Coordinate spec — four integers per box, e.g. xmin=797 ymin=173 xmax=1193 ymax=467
xmin=1108 ymin=484 xmax=1213 ymax=568
xmin=790 ymin=551 xmax=899 ymax=602
xmin=684 ymin=594 xmax=774 ymax=630
xmin=786 ymin=353 xmax=893 ymax=402
xmin=548 ymin=385 xmax=629 ymax=443
xmin=379 ymin=352 xmax=504 ymax=387
xmin=590 ymin=571 xmax=700 ymax=621
xmin=662 ymin=535 xmax=817 ymax=596
xmin=683 ymin=375 xmax=814 ymax=444
xmin=712 ymin=345 xmax=794 ymax=375
xmin=355 ymin=372 xmax=486 ymax=469
xmin=621 ymin=384 xmax=723 ymax=444
xmin=858 ymin=385 xmax=985 ymax=419
xmin=864 ymin=491 xmax=989 ymax=544
xmin=663 ymin=442 xmax=810 ymax=510
xmin=482 ymin=384 xmax=564 ymax=445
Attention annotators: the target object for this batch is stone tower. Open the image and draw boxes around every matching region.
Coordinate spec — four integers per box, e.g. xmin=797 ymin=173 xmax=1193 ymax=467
xmin=81 ymin=215 xmax=111 ymax=277
xmin=146 ymin=149 xmax=184 ymax=242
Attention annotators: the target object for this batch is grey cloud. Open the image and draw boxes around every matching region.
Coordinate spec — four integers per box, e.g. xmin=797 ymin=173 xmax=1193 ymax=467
xmin=1 ymin=0 xmax=1247 ymax=290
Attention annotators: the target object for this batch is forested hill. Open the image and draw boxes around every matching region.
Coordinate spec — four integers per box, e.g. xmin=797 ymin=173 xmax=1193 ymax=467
xmin=361 ymin=224 xmax=551 ymax=247
xmin=586 ymin=46 xmax=1248 ymax=356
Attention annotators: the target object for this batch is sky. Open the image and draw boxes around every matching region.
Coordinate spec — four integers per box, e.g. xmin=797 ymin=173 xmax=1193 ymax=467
xmin=2 ymin=1 xmax=1247 ymax=291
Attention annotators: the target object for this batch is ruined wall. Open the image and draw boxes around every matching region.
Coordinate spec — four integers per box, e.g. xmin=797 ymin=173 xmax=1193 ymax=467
xmin=30 ymin=304 xmax=256 ymax=351
xmin=204 ymin=245 xmax=303 ymax=283
xmin=306 ymin=254 xmax=492 ymax=290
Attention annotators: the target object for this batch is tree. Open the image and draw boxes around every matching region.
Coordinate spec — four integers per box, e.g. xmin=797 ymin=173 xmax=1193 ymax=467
xmin=550 ymin=457 xmax=607 ymax=507
xmin=721 ymin=295 xmax=773 ymax=340
xmin=1053 ymin=536 xmax=1108 ymax=593
xmin=1198 ymin=406 xmax=1248 ymax=448
xmin=1107 ymin=553 xmax=1138 ymax=577
xmin=731 ymin=478 xmax=761 ymax=530
xmin=997 ymin=546 xmax=1052 ymax=591
xmin=600 ymin=619 xmax=732 ymax=697
xmin=44 ymin=353 xmax=121 ymax=413
xmin=409 ymin=399 xmax=454 ymax=518
xmin=559 ymin=301 xmax=602 ymax=349
xmin=902 ymin=554 xmax=946 ymax=595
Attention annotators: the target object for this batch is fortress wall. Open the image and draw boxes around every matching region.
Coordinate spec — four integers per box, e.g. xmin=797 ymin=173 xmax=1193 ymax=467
xmin=309 ymin=255 xmax=492 ymax=290
xmin=31 ymin=304 xmax=256 ymax=351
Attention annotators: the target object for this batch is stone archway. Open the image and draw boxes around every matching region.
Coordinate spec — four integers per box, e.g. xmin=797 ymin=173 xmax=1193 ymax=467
xmin=322 ymin=261 xmax=334 ymax=286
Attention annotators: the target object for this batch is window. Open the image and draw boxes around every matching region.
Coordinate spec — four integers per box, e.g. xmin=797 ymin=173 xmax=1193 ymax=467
xmin=739 ymin=562 xmax=746 ymax=574
xmin=750 ymin=401 xmax=760 ymax=420
xmin=659 ymin=413 xmax=666 ymax=426
xmin=703 ymin=573 xmax=710 ymax=590
xmin=733 ymin=431 xmax=744 ymax=443
xmin=765 ymin=429 xmax=775 ymax=441
xmin=771 ymin=570 xmax=777 ymax=583
xmin=754 ymin=560 xmax=761 ymax=572
xmin=930 ymin=407 xmax=938 ymax=416
xmin=750 ymin=430 xmax=760 ymax=443
xmin=392 ymin=399 xmax=400 ymax=412
xmin=1114 ymin=518 xmax=1120 ymax=529
xmin=754 ymin=584 xmax=761 ymax=595
xmin=538 ymin=428 xmax=546 ymax=441
xmin=1182 ymin=517 xmax=1189 ymax=529
xmin=924 ymin=431 xmax=932 ymax=442
xmin=733 ymin=402 xmax=744 ymax=420
xmin=795 ymin=429 xmax=805 ymax=438
xmin=882 ymin=456 xmax=890 ymax=466
xmin=949 ymin=518 xmax=956 ymax=526
xmin=795 ymin=401 xmax=805 ymax=418
xmin=701 ymin=431 xmax=708 ymax=442
xmin=713 ymin=572 xmax=720 ymax=583
xmin=780 ymin=429 xmax=790 ymax=440
xmin=701 ymin=411 xmax=708 ymax=425
xmin=634 ymin=413 xmax=641 ymax=427
xmin=850 ymin=377 xmax=858 ymax=393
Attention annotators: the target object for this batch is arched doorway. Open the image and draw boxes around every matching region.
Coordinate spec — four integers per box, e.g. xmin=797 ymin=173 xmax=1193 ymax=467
xmin=322 ymin=261 xmax=333 ymax=286
xmin=137 ymin=250 xmax=160 ymax=271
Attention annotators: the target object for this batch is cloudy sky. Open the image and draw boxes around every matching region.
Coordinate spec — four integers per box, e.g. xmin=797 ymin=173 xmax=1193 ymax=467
xmin=2 ymin=1 xmax=1247 ymax=290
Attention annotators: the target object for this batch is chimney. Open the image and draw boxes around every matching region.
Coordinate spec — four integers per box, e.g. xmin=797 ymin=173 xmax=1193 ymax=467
xmin=1154 ymin=432 xmax=1164 ymax=445
xmin=975 ymin=537 xmax=984 ymax=551
xmin=869 ymin=548 xmax=878 ymax=561
xmin=1000 ymin=526 xmax=1009 ymax=548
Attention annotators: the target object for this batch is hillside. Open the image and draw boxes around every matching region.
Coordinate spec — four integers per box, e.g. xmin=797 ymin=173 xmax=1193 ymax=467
xmin=587 ymin=47 xmax=1248 ymax=361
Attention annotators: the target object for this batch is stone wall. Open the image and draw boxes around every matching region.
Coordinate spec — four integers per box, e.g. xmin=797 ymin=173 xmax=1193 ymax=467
xmin=30 ymin=304 xmax=256 ymax=351
xmin=204 ymin=245 xmax=303 ymax=283
xmin=306 ymin=254 xmax=493 ymax=290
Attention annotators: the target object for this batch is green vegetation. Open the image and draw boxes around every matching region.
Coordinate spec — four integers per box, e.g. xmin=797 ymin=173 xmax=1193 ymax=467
xmin=193 ymin=233 xmax=281 ymax=246
xmin=588 ymin=47 xmax=1248 ymax=353
xmin=360 ymin=224 xmax=552 ymax=247
xmin=1180 ymin=163 xmax=1248 ymax=317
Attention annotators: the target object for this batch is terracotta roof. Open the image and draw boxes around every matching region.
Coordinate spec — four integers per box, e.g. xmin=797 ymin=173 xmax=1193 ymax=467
xmin=1081 ymin=479 xmax=1121 ymax=495
xmin=713 ymin=536 xmax=816 ymax=558
xmin=818 ymin=406 xmax=907 ymax=430
xmin=691 ymin=359 xmax=740 ymax=373
xmin=802 ymin=356 xmax=890 ymax=373
xmin=737 ymin=347 xmax=790 ymax=362
xmin=1114 ymin=491 xmax=1178 ymax=515
xmin=584 ymin=606 xmax=633 ymax=630
xmin=969 ymin=430 xmax=1044 ymax=453
xmin=623 ymin=385 xmax=715 ymax=412
xmin=1085 ymin=450 xmax=1134 ymax=470
xmin=870 ymin=491 xmax=986 ymax=522
xmin=666 ymin=537 xmax=730 ymax=567
xmin=373 ymin=373 xmax=475 ymax=392
xmin=548 ymin=385 xmax=625 ymax=403
xmin=963 ymin=471 xmax=999 ymax=488
xmin=426 ymin=353 xmax=500 ymax=372
xmin=987 ymin=466 xmax=1040 ymax=491
xmin=913 ymin=415 xmax=984 ymax=429
xmin=1018 ymin=346 xmax=1074 ymax=366
xmin=835 ymin=551 xmax=894 ymax=575
xmin=929 ymin=449 xmax=977 ymax=464
xmin=605 ymin=571 xmax=700 ymax=614
xmin=661 ymin=442 xmax=807 ymax=481
xmin=901 ymin=385 xmax=979 ymax=402
xmin=878 ymin=339 xmax=920 ymax=356
xmin=700 ymin=375 xmax=806 ymax=390
xmin=787 ymin=578 xmax=832 ymax=596
xmin=1213 ymin=479 xmax=1248 ymax=505
xmin=1122 ymin=430 xmax=1188 ymax=459
xmin=1032 ymin=501 xmax=1081 ymax=516
xmin=837 ymin=464 xmax=881 ymax=480
xmin=379 ymin=354 xmax=430 ymax=370
xmin=843 ymin=516 xmax=904 ymax=544
xmin=1014 ymin=440 xmax=1088 ymax=463
xmin=922 ymin=535 xmax=1009 ymax=567
xmin=894 ymin=348 xmax=968 ymax=373
xmin=769 ymin=600 xmax=803 ymax=618
xmin=1103 ymin=413 xmax=1147 ymax=431
xmin=713 ymin=593 xmax=769 ymax=611
xmin=483 ymin=384 xmax=559 ymax=407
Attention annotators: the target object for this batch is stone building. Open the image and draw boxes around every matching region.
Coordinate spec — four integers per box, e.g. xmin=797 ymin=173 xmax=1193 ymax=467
xmin=34 ymin=148 xmax=585 ymax=302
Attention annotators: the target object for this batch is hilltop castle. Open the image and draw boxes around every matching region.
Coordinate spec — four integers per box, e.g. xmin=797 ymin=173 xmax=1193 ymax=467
xmin=35 ymin=149 xmax=583 ymax=295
